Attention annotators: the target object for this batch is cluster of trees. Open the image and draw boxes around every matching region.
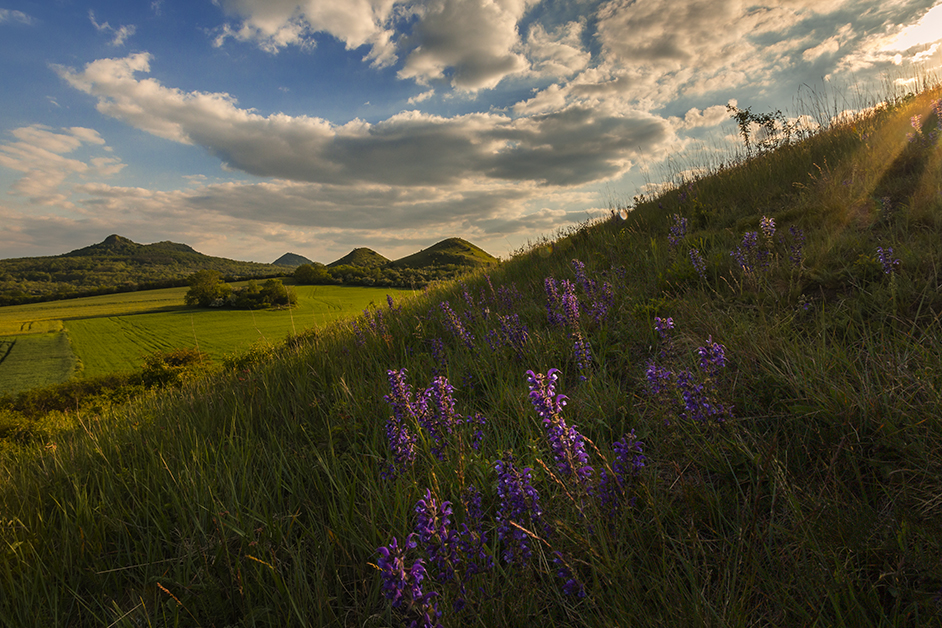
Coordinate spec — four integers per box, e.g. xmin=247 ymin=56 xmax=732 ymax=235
xmin=185 ymin=270 xmax=296 ymax=309
xmin=293 ymin=263 xmax=472 ymax=289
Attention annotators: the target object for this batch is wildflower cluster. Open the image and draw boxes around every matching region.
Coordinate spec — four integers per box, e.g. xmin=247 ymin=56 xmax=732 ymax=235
xmin=495 ymin=453 xmax=544 ymax=565
xmin=376 ymin=368 xmax=647 ymax=619
xmin=644 ymin=319 xmax=733 ymax=424
xmin=382 ymin=369 xmax=486 ymax=477
xmin=907 ymin=101 xmax=941 ymax=146
xmin=598 ymin=430 xmax=645 ymax=518
xmin=376 ymin=536 xmax=442 ymax=628
xmin=543 ymin=259 xmax=617 ymax=380
xmin=729 ymin=216 xmax=805 ymax=279
xmin=689 ymin=248 xmax=707 ymax=281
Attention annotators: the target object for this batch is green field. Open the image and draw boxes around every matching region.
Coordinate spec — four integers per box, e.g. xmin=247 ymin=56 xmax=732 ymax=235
xmin=0 ymin=332 xmax=78 ymax=394
xmin=0 ymin=284 xmax=411 ymax=388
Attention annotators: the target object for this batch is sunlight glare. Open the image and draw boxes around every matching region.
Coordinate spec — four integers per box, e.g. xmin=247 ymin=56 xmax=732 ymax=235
xmin=883 ymin=2 xmax=942 ymax=51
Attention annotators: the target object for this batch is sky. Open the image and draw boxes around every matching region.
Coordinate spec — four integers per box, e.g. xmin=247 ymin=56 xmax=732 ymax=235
xmin=1 ymin=0 xmax=941 ymax=264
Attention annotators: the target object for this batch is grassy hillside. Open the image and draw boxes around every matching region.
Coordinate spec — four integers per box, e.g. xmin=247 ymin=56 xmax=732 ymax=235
xmin=0 ymin=86 xmax=941 ymax=627
xmin=327 ymin=247 xmax=391 ymax=268
xmin=391 ymin=237 xmax=499 ymax=268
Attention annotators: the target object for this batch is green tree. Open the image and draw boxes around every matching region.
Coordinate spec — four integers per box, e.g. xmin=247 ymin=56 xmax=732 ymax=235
xmin=294 ymin=263 xmax=333 ymax=284
xmin=184 ymin=270 xmax=232 ymax=307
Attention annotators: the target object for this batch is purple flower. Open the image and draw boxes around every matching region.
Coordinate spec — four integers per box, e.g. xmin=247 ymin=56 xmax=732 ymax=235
xmin=668 ymin=214 xmax=688 ymax=248
xmin=572 ymin=259 xmax=596 ymax=295
xmin=527 ymin=369 xmax=593 ymax=484
xmin=414 ymin=490 xmax=459 ymax=583
xmin=429 ymin=337 xmax=447 ymax=373
xmin=440 ymin=301 xmax=474 ymax=349
xmin=553 ymin=552 xmax=586 ymax=598
xmin=498 ymin=313 xmax=530 ymax=358
xmin=573 ymin=337 xmax=592 ymax=381
xmin=544 ymin=277 xmax=564 ymax=327
xmin=383 ymin=369 xmax=420 ymax=478
xmin=560 ymin=280 xmax=580 ymax=330
xmin=376 ymin=536 xmax=442 ymax=628
xmin=653 ymin=316 xmax=674 ymax=339
xmin=689 ymin=248 xmax=707 ymax=281
xmin=645 ymin=361 xmax=674 ymax=396
xmin=421 ymin=377 xmax=459 ymax=460
xmin=876 ymin=246 xmax=900 ymax=275
xmin=457 ymin=485 xmax=493 ymax=581
xmin=760 ymin=216 xmax=776 ymax=240
xmin=697 ymin=336 xmax=727 ymax=376
xmin=731 ymin=231 xmax=760 ymax=273
xmin=598 ymin=431 xmax=644 ymax=518
xmin=494 ymin=454 xmax=542 ymax=564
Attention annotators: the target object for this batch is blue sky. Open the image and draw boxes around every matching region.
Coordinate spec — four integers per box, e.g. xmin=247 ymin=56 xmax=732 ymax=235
xmin=1 ymin=0 xmax=940 ymax=264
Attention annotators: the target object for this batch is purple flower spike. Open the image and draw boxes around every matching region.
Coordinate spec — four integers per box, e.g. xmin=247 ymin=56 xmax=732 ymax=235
xmin=376 ymin=536 xmax=443 ymax=628
xmin=876 ymin=246 xmax=900 ymax=275
xmin=440 ymin=301 xmax=474 ymax=349
xmin=494 ymin=454 xmax=542 ymax=565
xmin=527 ymin=369 xmax=593 ymax=484
xmin=697 ymin=336 xmax=727 ymax=376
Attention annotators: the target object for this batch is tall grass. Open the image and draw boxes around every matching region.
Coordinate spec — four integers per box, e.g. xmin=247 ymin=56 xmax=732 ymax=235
xmin=1 ymin=85 xmax=941 ymax=626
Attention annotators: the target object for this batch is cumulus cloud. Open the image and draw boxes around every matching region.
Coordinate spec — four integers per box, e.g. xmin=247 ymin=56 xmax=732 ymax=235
xmin=213 ymin=0 xmax=399 ymax=65
xmin=56 ymin=53 xmax=674 ymax=188
xmin=525 ymin=21 xmax=591 ymax=78
xmin=673 ymin=105 xmax=730 ymax=129
xmin=397 ymin=0 xmax=533 ymax=90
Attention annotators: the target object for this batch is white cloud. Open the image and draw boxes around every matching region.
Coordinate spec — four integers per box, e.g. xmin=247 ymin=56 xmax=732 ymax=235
xmin=89 ymin=10 xmax=136 ymax=46
xmin=397 ymin=0 xmax=534 ymax=90
xmin=673 ymin=105 xmax=730 ymax=129
xmin=408 ymin=89 xmax=435 ymax=104
xmin=0 ymin=125 xmax=124 ymax=206
xmin=0 ymin=9 xmax=34 ymax=25
xmin=213 ymin=0 xmax=399 ymax=65
xmin=525 ymin=21 xmax=591 ymax=78
xmin=56 ymin=54 xmax=674 ymax=188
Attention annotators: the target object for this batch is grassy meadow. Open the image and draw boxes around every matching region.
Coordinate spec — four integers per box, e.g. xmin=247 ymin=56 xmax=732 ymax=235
xmin=0 ymin=284 xmax=411 ymax=391
xmin=0 ymin=85 xmax=941 ymax=626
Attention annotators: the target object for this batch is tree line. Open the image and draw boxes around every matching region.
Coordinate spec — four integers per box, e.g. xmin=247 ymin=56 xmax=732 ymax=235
xmin=185 ymin=270 xmax=296 ymax=309
xmin=293 ymin=262 xmax=473 ymax=289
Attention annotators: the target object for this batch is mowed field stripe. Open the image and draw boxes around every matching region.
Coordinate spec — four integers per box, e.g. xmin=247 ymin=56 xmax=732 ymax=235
xmin=0 ymin=332 xmax=78 ymax=394
xmin=58 ymin=285 xmax=411 ymax=378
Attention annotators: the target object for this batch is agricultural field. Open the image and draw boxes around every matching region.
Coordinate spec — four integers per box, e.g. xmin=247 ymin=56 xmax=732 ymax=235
xmin=0 ymin=283 xmax=410 ymax=390
xmin=0 ymin=332 xmax=78 ymax=394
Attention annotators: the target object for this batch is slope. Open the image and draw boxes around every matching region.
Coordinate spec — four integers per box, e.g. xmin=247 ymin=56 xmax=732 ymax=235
xmin=0 ymin=85 xmax=940 ymax=627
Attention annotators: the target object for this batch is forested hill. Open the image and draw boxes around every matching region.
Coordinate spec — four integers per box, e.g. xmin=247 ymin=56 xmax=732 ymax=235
xmin=0 ymin=235 xmax=285 ymax=305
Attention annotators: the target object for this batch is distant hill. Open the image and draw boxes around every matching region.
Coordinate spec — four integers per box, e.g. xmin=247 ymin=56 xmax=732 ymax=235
xmin=272 ymin=252 xmax=317 ymax=267
xmin=64 ymin=234 xmax=201 ymax=258
xmin=0 ymin=235 xmax=286 ymax=306
xmin=391 ymin=237 xmax=498 ymax=269
xmin=327 ymin=248 xmax=391 ymax=268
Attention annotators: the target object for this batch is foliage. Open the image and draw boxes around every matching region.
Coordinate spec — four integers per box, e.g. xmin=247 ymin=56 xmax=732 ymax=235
xmin=184 ymin=269 xmax=232 ymax=307
xmin=0 ymin=234 xmax=286 ymax=306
